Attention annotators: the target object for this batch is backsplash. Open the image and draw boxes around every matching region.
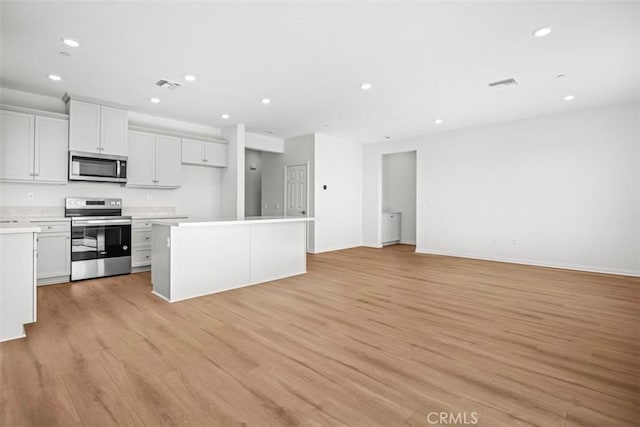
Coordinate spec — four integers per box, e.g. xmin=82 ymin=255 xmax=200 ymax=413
xmin=0 ymin=206 xmax=64 ymax=218
xmin=0 ymin=205 xmax=177 ymax=219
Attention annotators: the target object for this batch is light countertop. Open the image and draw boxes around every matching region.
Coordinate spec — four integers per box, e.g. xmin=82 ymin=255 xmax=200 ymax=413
xmin=152 ymin=216 xmax=314 ymax=227
xmin=0 ymin=220 xmax=41 ymax=234
xmin=131 ymin=214 xmax=189 ymax=220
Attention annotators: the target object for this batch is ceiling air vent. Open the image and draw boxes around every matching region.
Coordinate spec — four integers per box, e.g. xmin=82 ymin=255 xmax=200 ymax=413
xmin=156 ymin=79 xmax=183 ymax=90
xmin=488 ymin=78 xmax=519 ymax=88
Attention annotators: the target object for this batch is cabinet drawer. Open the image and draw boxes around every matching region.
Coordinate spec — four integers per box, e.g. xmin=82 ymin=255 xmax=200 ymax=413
xmin=132 ymin=230 xmax=152 ymax=246
xmin=132 ymin=249 xmax=151 ymax=266
xmin=32 ymin=221 xmax=71 ymax=234
xmin=132 ymin=220 xmax=153 ymax=230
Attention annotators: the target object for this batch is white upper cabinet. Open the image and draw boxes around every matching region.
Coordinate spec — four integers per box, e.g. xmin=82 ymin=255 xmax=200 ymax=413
xmin=100 ymin=106 xmax=128 ymax=156
xmin=155 ymin=135 xmax=181 ymax=187
xmin=67 ymin=98 xmax=127 ymax=156
xmin=127 ymin=130 xmax=181 ymax=188
xmin=0 ymin=110 xmax=34 ymax=181
xmin=181 ymin=137 xmax=227 ymax=167
xmin=127 ymin=131 xmax=156 ymax=186
xmin=181 ymin=138 xmax=204 ymax=164
xmin=0 ymin=109 xmax=68 ymax=183
xmin=68 ymin=100 xmax=100 ymax=153
xmin=34 ymin=116 xmax=68 ymax=183
xmin=204 ymin=141 xmax=227 ymax=167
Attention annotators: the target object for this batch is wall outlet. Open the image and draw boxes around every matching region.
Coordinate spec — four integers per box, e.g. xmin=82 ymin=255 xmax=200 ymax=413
xmin=263 ymin=203 xmax=268 ymax=209
xmin=27 ymin=192 xmax=34 ymax=200
xmin=147 ymin=194 xmax=152 ymax=201
xmin=276 ymin=203 xmax=280 ymax=209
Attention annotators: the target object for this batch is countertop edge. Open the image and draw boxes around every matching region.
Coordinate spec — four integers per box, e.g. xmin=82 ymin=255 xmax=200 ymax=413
xmin=152 ymin=217 xmax=315 ymax=227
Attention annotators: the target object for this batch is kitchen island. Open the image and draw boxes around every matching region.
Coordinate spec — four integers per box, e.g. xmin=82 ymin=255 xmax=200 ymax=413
xmin=151 ymin=217 xmax=313 ymax=302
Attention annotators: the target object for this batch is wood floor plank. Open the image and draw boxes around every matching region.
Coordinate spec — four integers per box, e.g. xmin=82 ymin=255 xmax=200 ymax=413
xmin=1 ymin=245 xmax=638 ymax=426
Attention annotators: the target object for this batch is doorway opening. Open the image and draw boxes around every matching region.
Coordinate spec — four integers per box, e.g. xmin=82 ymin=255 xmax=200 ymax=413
xmin=381 ymin=151 xmax=417 ymax=246
xmin=244 ymin=149 xmax=285 ymax=217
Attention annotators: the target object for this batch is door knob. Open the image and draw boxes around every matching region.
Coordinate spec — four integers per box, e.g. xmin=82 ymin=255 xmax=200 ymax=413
xmin=301 ymin=210 xmax=306 ymax=215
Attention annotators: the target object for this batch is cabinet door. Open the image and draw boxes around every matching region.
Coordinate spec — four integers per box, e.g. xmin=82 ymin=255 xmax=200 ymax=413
xmin=204 ymin=141 xmax=227 ymax=167
xmin=100 ymin=106 xmax=128 ymax=156
xmin=181 ymin=138 xmax=205 ymax=165
xmin=34 ymin=116 xmax=68 ymax=183
xmin=155 ymin=134 xmax=182 ymax=187
xmin=68 ymin=100 xmax=100 ymax=153
xmin=36 ymin=233 xmax=70 ymax=279
xmin=127 ymin=131 xmax=156 ymax=187
xmin=0 ymin=110 xmax=34 ymax=181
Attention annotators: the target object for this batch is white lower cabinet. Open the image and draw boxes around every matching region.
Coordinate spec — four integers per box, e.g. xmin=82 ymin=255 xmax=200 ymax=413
xmin=382 ymin=212 xmax=401 ymax=245
xmin=131 ymin=217 xmax=186 ymax=268
xmin=33 ymin=220 xmax=71 ymax=285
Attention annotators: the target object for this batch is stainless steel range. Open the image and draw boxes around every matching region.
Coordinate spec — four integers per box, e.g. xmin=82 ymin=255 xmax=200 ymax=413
xmin=65 ymin=197 xmax=131 ymax=281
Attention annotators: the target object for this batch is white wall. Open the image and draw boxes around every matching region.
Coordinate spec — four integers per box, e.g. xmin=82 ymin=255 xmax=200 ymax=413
xmin=382 ymin=151 xmax=416 ymax=244
xmin=244 ymin=149 xmax=262 ymax=217
xmin=363 ymin=102 xmax=640 ymax=276
xmin=245 ymin=132 xmax=284 ymax=153
xmin=0 ymin=87 xmax=66 ymax=113
xmin=220 ymin=124 xmax=245 ymax=218
xmin=261 ymin=152 xmax=284 ymax=216
xmin=314 ymin=133 xmax=363 ymax=253
xmin=284 ymin=134 xmax=315 ymax=252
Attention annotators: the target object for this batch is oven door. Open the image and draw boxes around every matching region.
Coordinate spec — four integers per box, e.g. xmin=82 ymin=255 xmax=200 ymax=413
xmin=71 ymin=221 xmax=131 ymax=262
xmin=71 ymin=219 xmax=131 ymax=281
xmin=69 ymin=151 xmax=127 ymax=183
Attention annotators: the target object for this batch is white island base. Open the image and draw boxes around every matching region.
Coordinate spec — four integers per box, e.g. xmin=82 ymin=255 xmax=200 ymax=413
xmin=151 ymin=217 xmax=313 ymax=302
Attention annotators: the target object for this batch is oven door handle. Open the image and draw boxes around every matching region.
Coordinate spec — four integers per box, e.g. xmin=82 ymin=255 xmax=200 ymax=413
xmin=73 ymin=219 xmax=132 ymax=226
xmin=117 ymin=160 xmax=121 ymax=177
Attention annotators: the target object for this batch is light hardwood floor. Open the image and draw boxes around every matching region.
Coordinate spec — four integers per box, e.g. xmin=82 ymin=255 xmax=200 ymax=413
xmin=1 ymin=245 xmax=638 ymax=426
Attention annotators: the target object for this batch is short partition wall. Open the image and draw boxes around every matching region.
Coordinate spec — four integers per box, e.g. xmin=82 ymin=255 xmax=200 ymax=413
xmin=151 ymin=220 xmax=307 ymax=302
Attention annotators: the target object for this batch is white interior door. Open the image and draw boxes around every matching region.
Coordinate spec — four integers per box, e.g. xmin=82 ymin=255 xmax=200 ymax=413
xmin=286 ymin=164 xmax=307 ymax=217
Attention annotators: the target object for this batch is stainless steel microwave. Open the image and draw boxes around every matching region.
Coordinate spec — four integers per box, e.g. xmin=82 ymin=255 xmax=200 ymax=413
xmin=69 ymin=151 xmax=127 ymax=183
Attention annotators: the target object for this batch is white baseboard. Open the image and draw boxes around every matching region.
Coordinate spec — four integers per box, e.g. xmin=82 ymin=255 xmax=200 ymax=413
xmin=311 ymin=243 xmax=363 ymax=254
xmin=415 ymin=247 xmax=640 ymax=277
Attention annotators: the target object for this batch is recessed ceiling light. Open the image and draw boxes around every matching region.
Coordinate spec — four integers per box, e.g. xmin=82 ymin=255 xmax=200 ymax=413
xmin=184 ymin=74 xmax=196 ymax=82
xmin=48 ymin=74 xmax=62 ymax=81
xmin=384 ymin=136 xmax=391 ymax=140
xmin=556 ymin=74 xmax=566 ymax=78
xmin=150 ymin=97 xmax=160 ymax=104
xmin=563 ymin=95 xmax=575 ymax=101
xmin=62 ymin=38 xmax=79 ymax=48
xmin=221 ymin=114 xmax=230 ymax=119
xmin=533 ymin=27 xmax=552 ymax=37
xmin=267 ymin=131 xmax=275 ymax=134
xmin=59 ymin=51 xmax=71 ymax=57
xmin=360 ymin=82 xmax=372 ymax=90
xmin=261 ymin=98 xmax=271 ymax=104
xmin=434 ymin=119 xmax=443 ymax=125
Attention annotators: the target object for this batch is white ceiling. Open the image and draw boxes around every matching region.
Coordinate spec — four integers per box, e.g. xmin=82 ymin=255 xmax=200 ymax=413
xmin=1 ymin=1 xmax=638 ymax=143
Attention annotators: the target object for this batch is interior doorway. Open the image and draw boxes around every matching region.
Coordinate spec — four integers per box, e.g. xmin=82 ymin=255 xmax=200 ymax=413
xmin=381 ymin=151 xmax=417 ymax=245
